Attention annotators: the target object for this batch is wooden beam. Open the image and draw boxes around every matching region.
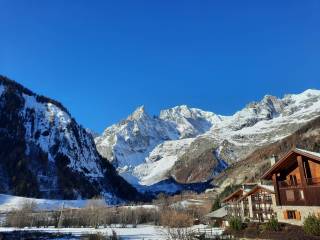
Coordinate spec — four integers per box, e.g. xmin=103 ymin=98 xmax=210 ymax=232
xmin=272 ymin=174 xmax=280 ymax=206
xmin=297 ymin=155 xmax=307 ymax=205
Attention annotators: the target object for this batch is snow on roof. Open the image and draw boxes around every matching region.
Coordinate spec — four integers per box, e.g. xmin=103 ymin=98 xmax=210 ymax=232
xmin=222 ymin=188 xmax=244 ymax=203
xmin=206 ymin=206 xmax=228 ymax=219
xmin=238 ymin=184 xmax=274 ymax=202
xmin=258 ymin=184 xmax=274 ymax=192
xmin=296 ymin=148 xmax=320 ymax=159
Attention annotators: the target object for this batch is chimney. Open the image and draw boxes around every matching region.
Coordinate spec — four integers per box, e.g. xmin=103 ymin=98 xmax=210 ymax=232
xmin=270 ymin=154 xmax=278 ymax=166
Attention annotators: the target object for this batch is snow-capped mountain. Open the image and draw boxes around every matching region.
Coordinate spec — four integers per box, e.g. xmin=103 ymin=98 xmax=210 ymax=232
xmin=95 ymin=106 xmax=179 ymax=171
xmin=95 ymin=105 xmax=221 ymax=191
xmin=0 ymin=76 xmax=140 ymax=203
xmin=159 ymin=105 xmax=223 ymax=138
xmin=96 ymin=89 xmax=320 ymax=193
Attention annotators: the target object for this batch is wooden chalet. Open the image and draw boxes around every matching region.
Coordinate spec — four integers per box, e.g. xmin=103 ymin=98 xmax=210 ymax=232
xmin=262 ymin=148 xmax=320 ymax=225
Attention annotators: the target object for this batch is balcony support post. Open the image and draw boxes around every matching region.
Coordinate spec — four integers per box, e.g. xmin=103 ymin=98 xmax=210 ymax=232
xmin=297 ymin=155 xmax=308 ymax=205
xmin=272 ymin=174 xmax=281 ymax=205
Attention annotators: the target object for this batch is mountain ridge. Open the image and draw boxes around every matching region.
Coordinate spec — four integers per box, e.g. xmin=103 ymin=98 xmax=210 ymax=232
xmin=96 ymin=89 xmax=320 ymax=193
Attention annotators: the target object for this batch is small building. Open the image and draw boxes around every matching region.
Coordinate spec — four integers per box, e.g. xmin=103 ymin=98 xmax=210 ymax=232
xmin=206 ymin=206 xmax=228 ymax=227
xmin=262 ymin=148 xmax=320 ymax=225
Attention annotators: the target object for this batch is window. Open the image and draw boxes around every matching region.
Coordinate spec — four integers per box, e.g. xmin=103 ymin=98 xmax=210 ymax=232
xmin=287 ymin=210 xmax=296 ymax=219
xmin=286 ymin=190 xmax=295 ymax=201
xmin=265 ymin=195 xmax=272 ymax=201
xmin=284 ymin=210 xmax=301 ymax=220
xmin=289 ymin=175 xmax=298 ymax=185
xmin=299 ymin=190 xmax=304 ymax=200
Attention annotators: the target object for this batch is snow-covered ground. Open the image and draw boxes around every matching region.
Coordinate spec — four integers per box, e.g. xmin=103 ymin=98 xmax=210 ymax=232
xmin=0 ymin=225 xmax=167 ymax=240
xmin=0 ymin=194 xmax=93 ymax=212
xmin=171 ymin=199 xmax=206 ymax=209
xmin=0 ymin=225 xmax=224 ymax=240
xmin=0 ymin=194 xmax=158 ymax=212
xmin=0 ymin=193 xmax=222 ymax=240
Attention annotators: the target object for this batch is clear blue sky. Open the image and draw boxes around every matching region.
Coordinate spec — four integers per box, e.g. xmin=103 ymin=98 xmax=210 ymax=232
xmin=1 ymin=1 xmax=320 ymax=133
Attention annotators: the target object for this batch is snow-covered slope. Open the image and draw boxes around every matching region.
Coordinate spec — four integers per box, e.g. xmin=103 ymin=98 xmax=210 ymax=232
xmin=134 ymin=138 xmax=194 ymax=186
xmin=96 ymin=89 xmax=320 ymax=193
xmin=22 ymin=93 xmax=103 ymax=179
xmin=206 ymin=89 xmax=320 ymax=147
xmin=95 ymin=106 xmax=179 ymax=172
xmin=159 ymin=105 xmax=223 ymax=138
xmin=0 ymin=76 xmax=140 ymax=203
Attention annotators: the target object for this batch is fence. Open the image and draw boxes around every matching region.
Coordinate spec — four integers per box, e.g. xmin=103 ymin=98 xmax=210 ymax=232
xmin=187 ymin=227 xmax=234 ymax=239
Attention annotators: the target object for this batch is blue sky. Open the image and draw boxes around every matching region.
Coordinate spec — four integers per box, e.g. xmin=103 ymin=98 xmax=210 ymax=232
xmin=1 ymin=1 xmax=320 ymax=133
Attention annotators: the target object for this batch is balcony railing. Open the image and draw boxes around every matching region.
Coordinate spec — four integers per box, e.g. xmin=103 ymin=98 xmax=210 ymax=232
xmin=252 ymin=197 xmax=273 ymax=202
xmin=252 ymin=207 xmax=273 ymax=213
xmin=279 ymin=179 xmax=301 ymax=188
xmin=306 ymin=178 xmax=320 ymax=185
xmin=279 ymin=178 xmax=320 ymax=188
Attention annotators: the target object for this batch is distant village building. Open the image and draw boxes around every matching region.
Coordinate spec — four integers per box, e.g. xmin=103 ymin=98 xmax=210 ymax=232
xmin=222 ymin=184 xmax=275 ymax=223
xmin=262 ymin=148 xmax=320 ymax=225
xmin=205 ymin=206 xmax=228 ymax=227
xmin=222 ymin=188 xmax=249 ymax=219
xmin=238 ymin=185 xmax=275 ymax=222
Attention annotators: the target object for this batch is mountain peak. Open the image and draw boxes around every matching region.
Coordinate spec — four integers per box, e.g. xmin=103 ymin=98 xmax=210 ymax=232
xmin=301 ymin=89 xmax=320 ymax=96
xmin=128 ymin=105 xmax=149 ymax=121
xmin=262 ymin=94 xmax=278 ymax=101
xmin=160 ymin=104 xmax=194 ymax=118
xmin=173 ymin=104 xmax=190 ymax=110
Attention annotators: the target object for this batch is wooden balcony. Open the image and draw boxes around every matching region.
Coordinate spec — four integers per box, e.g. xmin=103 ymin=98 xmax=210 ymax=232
xmin=252 ymin=197 xmax=272 ymax=203
xmin=306 ymin=177 xmax=320 ymax=185
xmin=278 ymin=184 xmax=320 ymax=206
xmin=279 ymin=180 xmax=301 ymax=188
xmin=252 ymin=203 xmax=273 ymax=211
xmin=279 ymin=177 xmax=320 ymax=189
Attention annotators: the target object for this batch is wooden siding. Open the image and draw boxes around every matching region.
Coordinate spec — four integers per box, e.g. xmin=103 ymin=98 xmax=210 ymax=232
xmin=251 ymin=189 xmax=274 ymax=222
xmin=272 ymin=153 xmax=320 ymax=206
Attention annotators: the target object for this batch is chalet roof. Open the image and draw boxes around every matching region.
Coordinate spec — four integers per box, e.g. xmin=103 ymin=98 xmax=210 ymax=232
xmin=238 ymin=184 xmax=274 ymax=202
xmin=296 ymin=148 xmax=320 ymax=158
xmin=261 ymin=148 xmax=320 ymax=180
xmin=206 ymin=206 xmax=227 ymax=219
xmin=222 ymin=188 xmax=244 ymax=203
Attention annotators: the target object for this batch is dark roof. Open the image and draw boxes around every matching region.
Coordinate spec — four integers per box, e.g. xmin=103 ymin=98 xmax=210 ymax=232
xmin=261 ymin=148 xmax=320 ymax=180
xmin=222 ymin=188 xmax=244 ymax=203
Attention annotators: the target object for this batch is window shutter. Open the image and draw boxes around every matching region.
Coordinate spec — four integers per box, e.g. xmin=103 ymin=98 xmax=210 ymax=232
xmin=283 ymin=211 xmax=288 ymax=219
xmin=296 ymin=211 xmax=301 ymax=220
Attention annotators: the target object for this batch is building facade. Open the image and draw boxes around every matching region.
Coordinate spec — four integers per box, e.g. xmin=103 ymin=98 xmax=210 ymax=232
xmin=239 ymin=185 xmax=275 ymax=222
xmin=222 ymin=184 xmax=275 ymax=222
xmin=223 ymin=188 xmax=246 ymax=219
xmin=262 ymin=148 xmax=320 ymax=225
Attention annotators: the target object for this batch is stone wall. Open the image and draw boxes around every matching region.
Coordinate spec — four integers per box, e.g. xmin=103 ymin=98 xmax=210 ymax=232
xmin=274 ymin=205 xmax=320 ymax=226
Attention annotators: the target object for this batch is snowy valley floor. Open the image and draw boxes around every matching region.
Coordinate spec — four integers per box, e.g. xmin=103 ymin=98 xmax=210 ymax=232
xmin=0 ymin=194 xmax=226 ymax=239
xmin=0 ymin=225 xmax=168 ymax=240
